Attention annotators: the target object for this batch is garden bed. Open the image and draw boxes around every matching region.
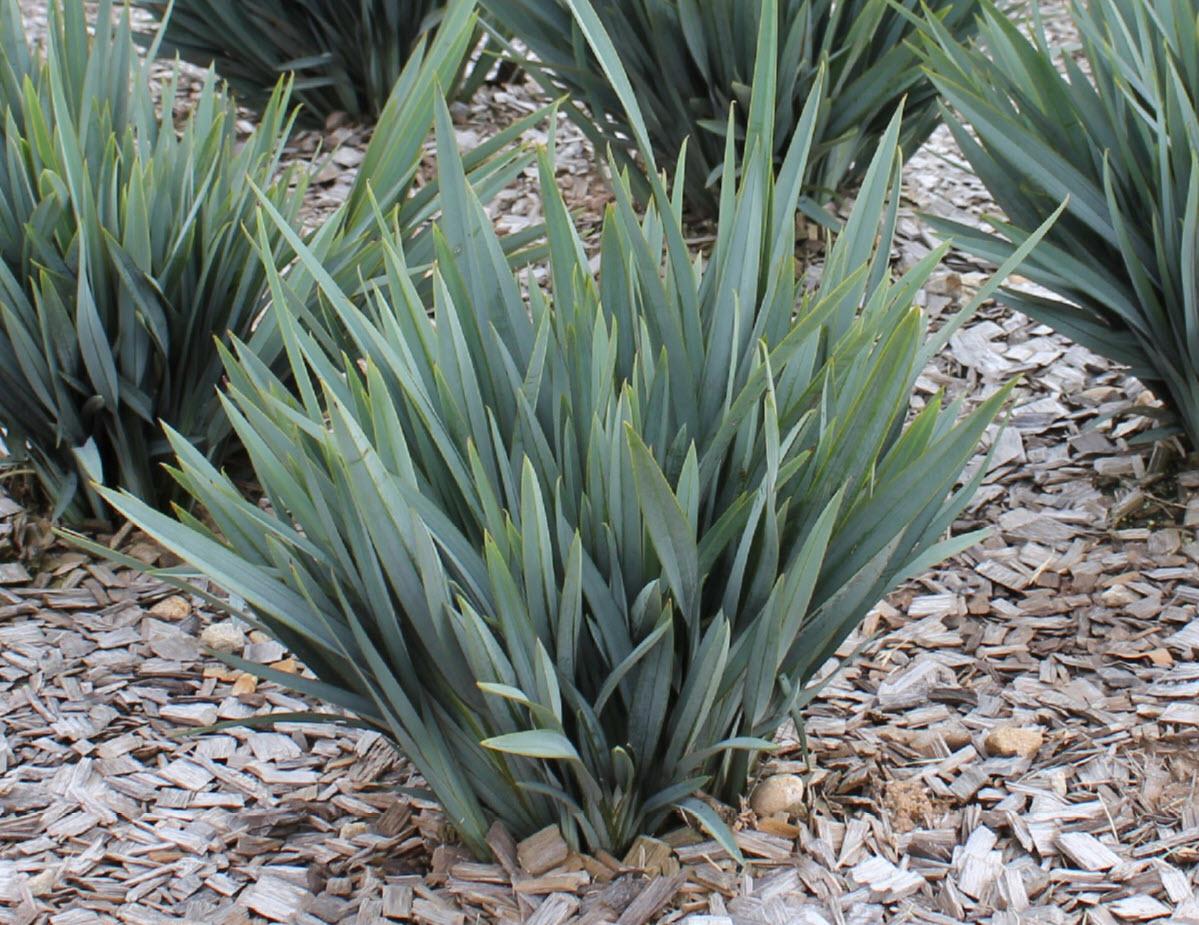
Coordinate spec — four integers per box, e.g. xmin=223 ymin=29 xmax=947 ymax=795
xmin=1 ymin=1 xmax=1198 ymax=923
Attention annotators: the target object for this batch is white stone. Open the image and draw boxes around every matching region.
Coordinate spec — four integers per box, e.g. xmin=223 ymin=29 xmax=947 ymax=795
xmin=200 ymin=621 xmax=246 ymax=653
xmin=750 ymin=774 xmax=806 ymax=817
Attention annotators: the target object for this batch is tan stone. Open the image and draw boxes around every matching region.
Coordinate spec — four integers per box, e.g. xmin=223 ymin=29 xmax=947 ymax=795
xmin=884 ymin=779 xmax=935 ymax=833
xmin=749 ymin=774 xmax=806 ymax=817
xmin=199 ymin=621 xmax=245 ymax=653
xmin=149 ymin=595 xmax=191 ymax=620
xmin=984 ymin=725 xmax=1044 ymax=759
xmin=232 ymin=673 xmax=258 ymax=696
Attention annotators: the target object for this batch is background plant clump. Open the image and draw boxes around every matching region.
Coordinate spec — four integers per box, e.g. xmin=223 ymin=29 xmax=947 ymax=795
xmin=918 ymin=0 xmax=1199 ymax=447
xmin=136 ymin=0 xmax=499 ymax=123
xmin=0 ymin=0 xmax=307 ymax=522
xmin=481 ymin=0 xmax=984 ymax=218
xmin=0 ymin=0 xmax=538 ymax=523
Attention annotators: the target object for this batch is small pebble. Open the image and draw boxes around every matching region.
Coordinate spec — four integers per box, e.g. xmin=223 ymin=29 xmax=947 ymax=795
xmin=984 ymin=725 xmax=1044 ymax=759
xmin=200 ymin=621 xmax=246 ymax=653
xmin=149 ymin=595 xmax=191 ymax=620
xmin=749 ymin=774 xmax=806 ymax=817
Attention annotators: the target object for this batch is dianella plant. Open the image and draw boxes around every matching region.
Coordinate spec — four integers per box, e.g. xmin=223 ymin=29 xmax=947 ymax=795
xmin=0 ymin=0 xmax=537 ymax=522
xmin=918 ymin=0 xmax=1199 ymax=446
xmin=0 ymin=0 xmax=302 ymax=521
xmin=136 ymin=0 xmax=496 ymax=124
xmin=94 ymin=0 xmax=1049 ymax=858
xmin=480 ymin=0 xmax=983 ymax=217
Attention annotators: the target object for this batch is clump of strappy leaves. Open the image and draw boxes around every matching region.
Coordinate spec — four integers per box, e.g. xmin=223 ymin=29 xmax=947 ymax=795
xmin=0 ymin=0 xmax=536 ymax=523
xmin=136 ymin=0 xmax=502 ymax=124
xmin=94 ymin=0 xmax=1048 ymax=858
xmin=918 ymin=0 xmax=1199 ymax=446
xmin=481 ymin=0 xmax=982 ymax=217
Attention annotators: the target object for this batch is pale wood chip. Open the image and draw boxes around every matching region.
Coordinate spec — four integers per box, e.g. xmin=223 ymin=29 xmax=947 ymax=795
xmin=525 ymin=892 xmax=580 ymax=925
xmin=517 ymin=826 xmax=570 ymax=876
xmin=512 ymin=871 xmax=590 ymax=894
xmin=616 ymin=873 xmax=686 ymax=925
xmin=1106 ymin=894 xmax=1172 ymax=921
xmin=1057 ymin=831 xmax=1124 ymax=871
xmin=159 ymin=703 xmax=218 ymax=727
xmin=850 ymin=855 xmax=926 ymax=902
xmin=241 ymin=875 xmax=311 ymax=923
xmin=383 ymin=884 xmax=414 ymax=918
xmin=157 ymin=758 xmax=214 ymax=791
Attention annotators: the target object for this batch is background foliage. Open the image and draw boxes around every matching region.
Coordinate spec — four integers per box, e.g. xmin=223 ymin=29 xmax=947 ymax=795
xmin=0 ymin=0 xmax=305 ymax=521
xmin=481 ymin=0 xmax=982 ymax=217
xmin=136 ymin=0 xmax=499 ymax=123
xmin=0 ymin=0 xmax=536 ymax=522
xmin=919 ymin=0 xmax=1199 ymax=446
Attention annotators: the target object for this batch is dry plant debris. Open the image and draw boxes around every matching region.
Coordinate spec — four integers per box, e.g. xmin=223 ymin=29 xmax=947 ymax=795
xmin=2 ymin=1 xmax=1197 ymax=923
